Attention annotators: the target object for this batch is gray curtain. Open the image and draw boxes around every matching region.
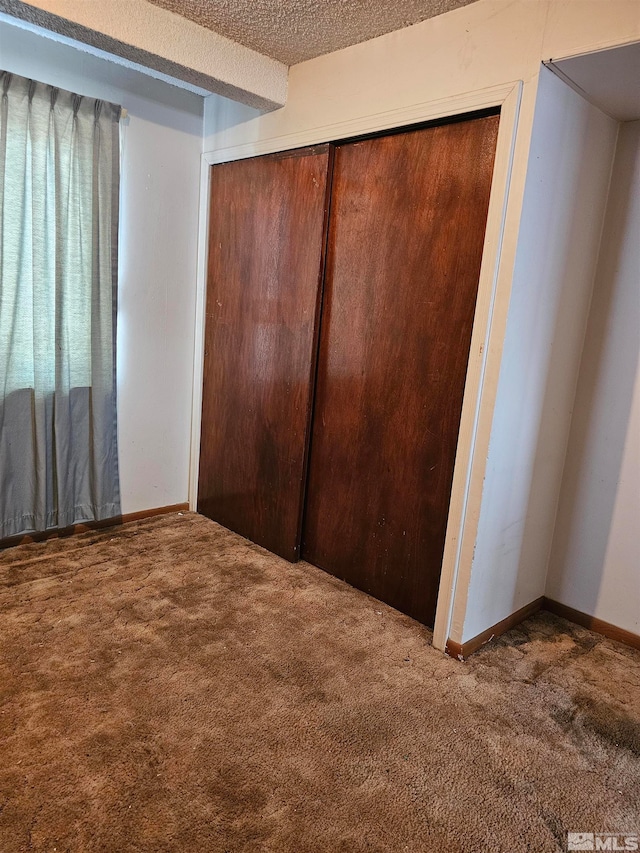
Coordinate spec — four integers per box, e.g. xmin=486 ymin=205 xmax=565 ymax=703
xmin=0 ymin=71 xmax=121 ymax=538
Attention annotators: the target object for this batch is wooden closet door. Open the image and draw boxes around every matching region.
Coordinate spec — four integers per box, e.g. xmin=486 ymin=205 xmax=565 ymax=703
xmin=303 ymin=115 xmax=499 ymax=626
xmin=198 ymin=146 xmax=332 ymax=560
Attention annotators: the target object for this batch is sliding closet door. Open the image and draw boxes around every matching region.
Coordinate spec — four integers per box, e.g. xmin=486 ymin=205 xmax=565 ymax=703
xmin=303 ymin=115 xmax=499 ymax=626
xmin=198 ymin=146 xmax=332 ymax=561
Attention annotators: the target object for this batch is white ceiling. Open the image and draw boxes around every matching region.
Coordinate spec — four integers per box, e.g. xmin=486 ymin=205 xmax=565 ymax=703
xmin=144 ymin=0 xmax=479 ymax=65
xmin=550 ymin=42 xmax=640 ymax=123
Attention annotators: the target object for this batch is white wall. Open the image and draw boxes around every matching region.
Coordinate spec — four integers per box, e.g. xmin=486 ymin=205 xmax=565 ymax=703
xmin=546 ymin=121 xmax=640 ymax=636
xmin=0 ymin=20 xmax=204 ymax=515
xmin=457 ymin=68 xmax=618 ymax=642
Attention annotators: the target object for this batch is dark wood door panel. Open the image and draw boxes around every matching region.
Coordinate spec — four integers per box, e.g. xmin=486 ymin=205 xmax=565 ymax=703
xmin=302 ymin=115 xmax=500 ymax=626
xmin=198 ymin=146 xmax=332 ymax=561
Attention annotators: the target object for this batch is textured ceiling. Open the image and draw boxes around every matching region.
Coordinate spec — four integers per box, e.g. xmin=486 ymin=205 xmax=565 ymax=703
xmin=144 ymin=0 xmax=479 ymax=65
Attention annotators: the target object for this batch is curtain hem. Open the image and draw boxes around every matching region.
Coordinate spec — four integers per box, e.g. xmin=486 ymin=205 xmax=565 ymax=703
xmin=0 ymin=502 xmax=121 ymax=540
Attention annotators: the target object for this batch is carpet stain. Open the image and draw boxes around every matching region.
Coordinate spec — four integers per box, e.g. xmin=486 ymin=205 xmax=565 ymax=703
xmin=539 ymin=807 xmax=566 ymax=850
xmin=0 ymin=512 xmax=638 ymax=853
xmin=577 ymin=695 xmax=640 ymax=756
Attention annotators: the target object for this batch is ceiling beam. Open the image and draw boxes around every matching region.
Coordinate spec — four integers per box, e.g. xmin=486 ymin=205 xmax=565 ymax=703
xmin=0 ymin=0 xmax=288 ymax=110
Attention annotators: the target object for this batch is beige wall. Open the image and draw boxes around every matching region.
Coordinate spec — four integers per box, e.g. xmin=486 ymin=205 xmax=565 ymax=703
xmin=204 ymin=0 xmax=640 ymax=646
xmin=202 ymin=0 xmax=640 ymax=645
xmin=204 ymin=0 xmax=640 ymax=154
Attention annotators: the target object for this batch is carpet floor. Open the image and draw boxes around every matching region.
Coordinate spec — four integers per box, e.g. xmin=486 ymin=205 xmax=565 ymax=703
xmin=0 ymin=511 xmax=638 ymax=852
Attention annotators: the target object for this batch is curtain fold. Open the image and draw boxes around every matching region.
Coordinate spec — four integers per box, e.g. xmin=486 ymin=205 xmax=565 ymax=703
xmin=0 ymin=71 xmax=121 ymax=538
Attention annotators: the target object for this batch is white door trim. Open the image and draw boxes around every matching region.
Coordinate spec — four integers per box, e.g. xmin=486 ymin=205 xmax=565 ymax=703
xmin=188 ymin=79 xmax=524 ymax=652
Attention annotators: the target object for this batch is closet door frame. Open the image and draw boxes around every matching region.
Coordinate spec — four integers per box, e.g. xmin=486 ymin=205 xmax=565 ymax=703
xmin=190 ymin=81 xmax=523 ymax=653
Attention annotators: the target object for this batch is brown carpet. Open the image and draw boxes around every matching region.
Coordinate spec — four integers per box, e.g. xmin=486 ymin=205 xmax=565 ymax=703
xmin=0 ymin=512 xmax=638 ymax=852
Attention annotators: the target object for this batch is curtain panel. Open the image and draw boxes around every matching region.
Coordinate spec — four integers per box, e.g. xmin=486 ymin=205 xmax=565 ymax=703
xmin=0 ymin=71 xmax=121 ymax=539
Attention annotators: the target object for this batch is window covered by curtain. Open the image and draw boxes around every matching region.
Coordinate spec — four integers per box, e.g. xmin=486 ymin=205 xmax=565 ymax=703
xmin=0 ymin=71 xmax=121 ymax=538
